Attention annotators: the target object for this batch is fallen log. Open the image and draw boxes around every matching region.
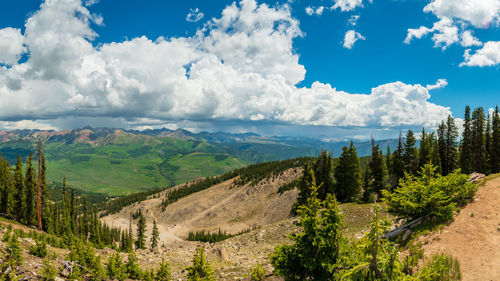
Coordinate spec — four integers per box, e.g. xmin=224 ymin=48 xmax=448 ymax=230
xmin=383 ymin=217 xmax=426 ymax=239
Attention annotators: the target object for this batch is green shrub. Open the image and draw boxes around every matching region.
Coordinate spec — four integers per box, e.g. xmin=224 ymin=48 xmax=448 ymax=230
xmin=186 ymin=246 xmax=215 ymax=281
xmin=29 ymin=240 xmax=48 ymax=258
xmin=66 ymin=239 xmax=104 ymax=281
xmin=106 ymin=253 xmax=127 ymax=281
xmin=40 ymin=258 xmax=59 ymax=281
xmin=5 ymin=233 xmax=23 ymax=268
xmin=250 ymin=264 xmax=265 ymax=281
xmin=125 ymin=252 xmax=142 ymax=279
xmin=155 ymin=259 xmax=171 ymax=281
xmin=417 ymin=253 xmax=461 ymax=281
xmin=2 ymin=224 xmax=13 ymax=242
xmin=383 ymin=164 xmax=476 ymax=222
xmin=141 ymin=269 xmax=155 ymax=281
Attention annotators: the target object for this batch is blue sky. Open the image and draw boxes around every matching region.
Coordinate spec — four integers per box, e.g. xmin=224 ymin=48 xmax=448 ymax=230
xmin=0 ymin=0 xmax=499 ymax=138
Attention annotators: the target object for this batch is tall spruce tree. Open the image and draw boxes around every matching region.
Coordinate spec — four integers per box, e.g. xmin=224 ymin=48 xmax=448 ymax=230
xmin=13 ymin=155 xmax=25 ymax=221
xmin=361 ymin=164 xmax=372 ymax=202
xmin=334 ymin=142 xmax=362 ymax=202
xmin=150 ymin=220 xmax=159 ymax=250
xmin=439 ymin=116 xmax=459 ymax=175
xmin=471 ymin=107 xmax=486 ymax=173
xmin=391 ymin=132 xmax=405 ymax=186
xmin=70 ymin=188 xmax=76 ymax=234
xmin=460 ymin=105 xmax=473 ymax=173
xmin=491 ymin=106 xmax=500 ymax=173
xmin=486 ymin=113 xmax=492 ymax=174
xmin=403 ymin=130 xmax=419 ymax=175
xmin=1 ymin=158 xmax=15 ymax=218
xmin=313 ymin=150 xmax=335 ymax=200
xmin=430 ymin=133 xmax=442 ymax=174
xmin=24 ymin=154 xmax=37 ymax=225
xmin=419 ymin=128 xmax=431 ymax=168
xmin=40 ymin=152 xmax=51 ymax=233
xmin=135 ymin=213 xmax=147 ymax=250
xmin=296 ymin=163 xmax=316 ymax=207
xmin=369 ymin=140 xmax=388 ymax=196
xmin=437 ymin=121 xmax=447 ymax=174
xmin=385 ymin=146 xmax=392 ymax=174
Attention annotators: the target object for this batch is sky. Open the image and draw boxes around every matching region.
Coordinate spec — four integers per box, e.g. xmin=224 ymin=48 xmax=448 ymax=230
xmin=0 ymin=0 xmax=499 ymax=139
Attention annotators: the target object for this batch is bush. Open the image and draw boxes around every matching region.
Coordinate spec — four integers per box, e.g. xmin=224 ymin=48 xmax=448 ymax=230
xmin=186 ymin=246 xmax=215 ymax=281
xmin=66 ymin=239 xmax=104 ymax=281
xmin=30 ymin=240 xmax=48 ymax=258
xmin=250 ymin=264 xmax=265 ymax=281
xmin=5 ymin=233 xmax=23 ymax=268
xmin=125 ymin=252 xmax=142 ymax=279
xmin=106 ymin=253 xmax=127 ymax=281
xmin=417 ymin=253 xmax=462 ymax=281
xmin=40 ymin=258 xmax=59 ymax=281
xmin=155 ymin=259 xmax=171 ymax=281
xmin=383 ymin=164 xmax=477 ymax=222
xmin=2 ymin=224 xmax=12 ymax=242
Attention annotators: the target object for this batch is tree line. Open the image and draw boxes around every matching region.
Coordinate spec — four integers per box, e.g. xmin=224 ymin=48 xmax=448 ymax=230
xmin=294 ymin=105 xmax=500 ymax=206
xmin=0 ymin=145 xmax=124 ymax=249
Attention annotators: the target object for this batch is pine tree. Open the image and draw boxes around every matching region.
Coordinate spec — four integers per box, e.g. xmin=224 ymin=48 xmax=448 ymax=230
xmin=491 ymin=106 xmax=500 ymax=173
xmin=460 ymin=105 xmax=473 ymax=173
xmin=70 ymin=188 xmax=77 ymax=234
xmin=296 ymin=163 xmax=316 ymax=207
xmin=37 ymin=142 xmax=43 ymax=230
xmin=270 ymin=185 xmax=345 ymax=280
xmin=391 ymin=133 xmax=405 ymax=185
xmin=334 ymin=142 xmax=362 ymax=202
xmin=155 ymin=259 xmax=171 ymax=281
xmin=186 ymin=246 xmax=216 ymax=281
xmin=13 ymin=155 xmax=25 ymax=221
xmin=403 ymin=130 xmax=419 ymax=175
xmin=362 ymin=164 xmax=373 ymax=202
xmin=369 ymin=140 xmax=388 ymax=195
xmin=430 ymin=133 xmax=442 ymax=174
xmin=40 ymin=152 xmax=51 ymax=233
xmin=5 ymin=233 xmax=23 ymax=268
xmin=313 ymin=150 xmax=335 ymax=200
xmin=486 ymin=113 xmax=492 ymax=174
xmin=419 ymin=128 xmax=431 ymax=168
xmin=25 ymin=154 xmax=37 ymax=225
xmin=385 ymin=146 xmax=392 ymax=175
xmin=444 ymin=115 xmax=459 ymax=175
xmin=135 ymin=213 xmax=147 ymax=250
xmin=1 ymin=158 xmax=15 ymax=218
xmin=471 ymin=107 xmax=486 ymax=173
xmin=150 ymin=220 xmax=159 ymax=250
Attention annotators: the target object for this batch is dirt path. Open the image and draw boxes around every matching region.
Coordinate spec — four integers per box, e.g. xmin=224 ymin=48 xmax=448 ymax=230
xmin=421 ymin=176 xmax=500 ymax=281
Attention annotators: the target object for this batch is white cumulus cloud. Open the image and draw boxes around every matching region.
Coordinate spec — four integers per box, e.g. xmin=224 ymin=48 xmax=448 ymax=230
xmin=0 ymin=0 xmax=451 ymax=131
xmin=343 ymin=30 xmax=365 ymax=49
xmin=461 ymin=41 xmax=500 ymax=67
xmin=305 ymin=6 xmax=324 ymax=16
xmin=405 ymin=0 xmax=500 ymax=60
xmin=460 ymin=30 xmax=482 ymax=47
xmin=426 ymin=78 xmax=448 ymax=90
xmin=0 ymin=28 xmax=26 ymax=65
xmin=186 ymin=8 xmax=204 ymax=22
xmin=332 ymin=0 xmax=367 ymax=12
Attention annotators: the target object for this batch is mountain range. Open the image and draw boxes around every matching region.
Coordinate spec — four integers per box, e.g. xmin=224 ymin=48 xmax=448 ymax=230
xmin=0 ymin=127 xmax=399 ymax=196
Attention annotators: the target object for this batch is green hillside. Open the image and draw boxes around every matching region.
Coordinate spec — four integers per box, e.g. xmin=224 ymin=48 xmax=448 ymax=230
xmin=0 ymin=133 xmax=249 ymax=196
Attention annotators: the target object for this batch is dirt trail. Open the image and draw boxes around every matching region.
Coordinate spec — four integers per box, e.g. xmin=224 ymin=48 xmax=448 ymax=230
xmin=421 ymin=176 xmax=500 ymax=281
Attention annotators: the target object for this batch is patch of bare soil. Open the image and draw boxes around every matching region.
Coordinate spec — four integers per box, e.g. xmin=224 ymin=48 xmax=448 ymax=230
xmin=101 ymin=168 xmax=301 ymax=244
xmin=420 ymin=176 xmax=500 ymax=281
